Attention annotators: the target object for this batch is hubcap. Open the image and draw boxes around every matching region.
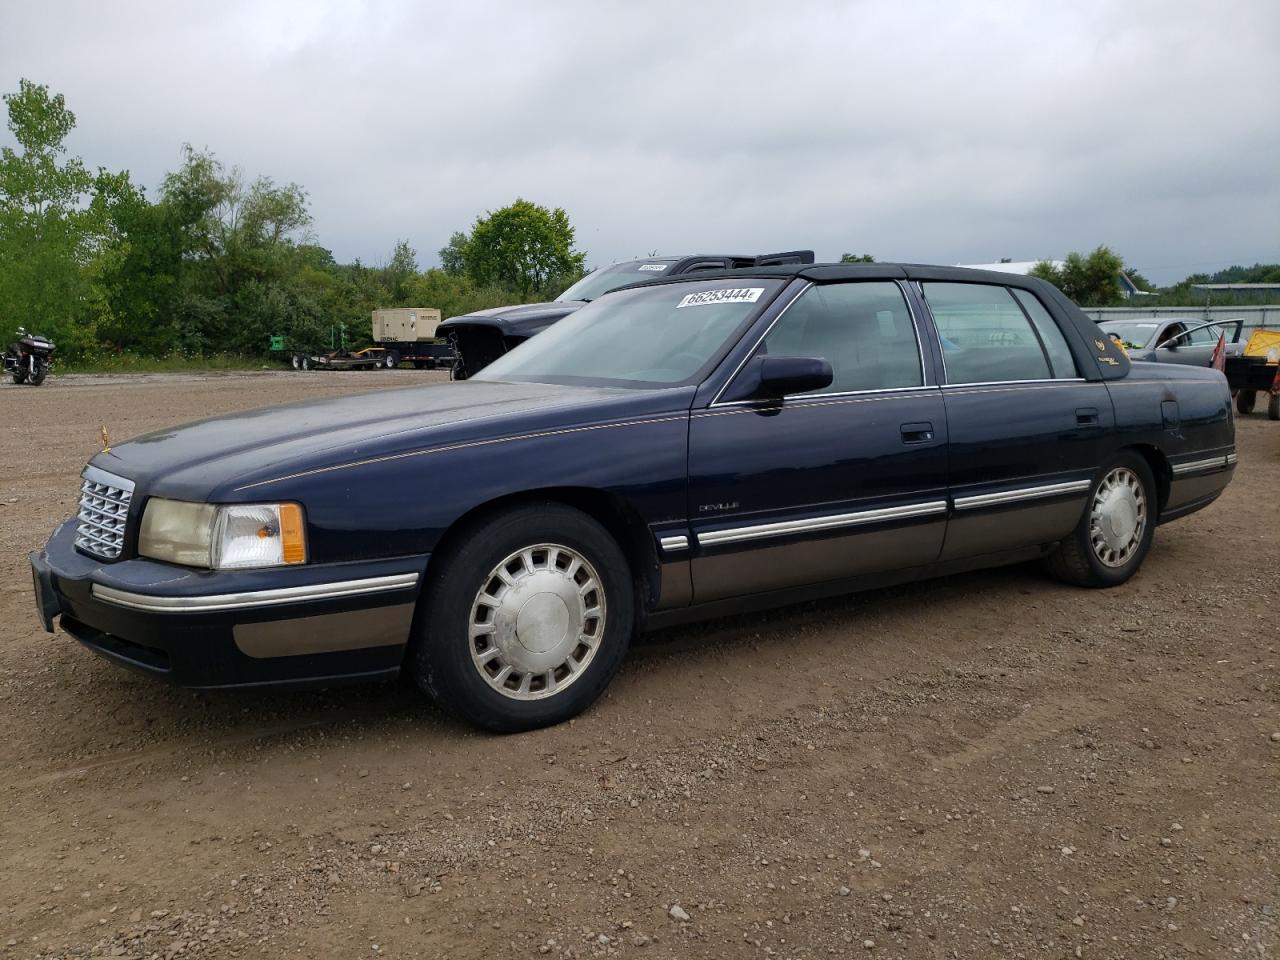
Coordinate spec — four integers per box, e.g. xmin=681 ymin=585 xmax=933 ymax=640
xmin=1089 ymin=467 xmax=1147 ymax=567
xmin=469 ymin=543 xmax=606 ymax=700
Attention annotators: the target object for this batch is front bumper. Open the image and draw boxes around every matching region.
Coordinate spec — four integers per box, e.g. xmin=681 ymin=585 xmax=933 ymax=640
xmin=31 ymin=519 xmax=427 ymax=689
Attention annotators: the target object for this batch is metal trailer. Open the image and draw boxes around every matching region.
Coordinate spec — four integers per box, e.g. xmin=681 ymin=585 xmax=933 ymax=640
xmin=1228 ymin=329 xmax=1280 ymax=420
xmin=371 ymin=307 xmax=455 ymax=369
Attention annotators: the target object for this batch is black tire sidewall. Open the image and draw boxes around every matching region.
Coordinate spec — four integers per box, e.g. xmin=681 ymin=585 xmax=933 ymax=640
xmin=416 ymin=504 xmax=634 ymax=732
xmin=1071 ymin=453 xmax=1157 ymax=587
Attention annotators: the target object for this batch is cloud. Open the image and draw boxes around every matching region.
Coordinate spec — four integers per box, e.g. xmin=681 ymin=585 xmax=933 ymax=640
xmin=2 ymin=0 xmax=1276 ymax=282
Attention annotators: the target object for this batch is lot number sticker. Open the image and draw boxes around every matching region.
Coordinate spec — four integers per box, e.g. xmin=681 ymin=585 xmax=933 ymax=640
xmin=637 ymin=263 xmax=668 ymax=271
xmin=676 ymin=287 xmax=764 ymax=309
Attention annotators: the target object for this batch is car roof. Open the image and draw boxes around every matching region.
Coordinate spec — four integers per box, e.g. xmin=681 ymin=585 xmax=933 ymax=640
xmin=610 ymin=261 xmax=1058 ymax=291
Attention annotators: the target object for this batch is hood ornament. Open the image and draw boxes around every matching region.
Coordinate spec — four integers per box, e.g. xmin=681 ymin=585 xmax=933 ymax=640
xmin=100 ymin=425 xmax=111 ymax=454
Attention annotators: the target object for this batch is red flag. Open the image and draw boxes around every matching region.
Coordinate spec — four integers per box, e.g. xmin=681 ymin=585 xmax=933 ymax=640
xmin=1210 ymin=332 xmax=1226 ymax=372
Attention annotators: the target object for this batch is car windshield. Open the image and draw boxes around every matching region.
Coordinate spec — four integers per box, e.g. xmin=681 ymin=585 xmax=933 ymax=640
xmin=1100 ymin=321 xmax=1161 ymax=346
xmin=555 ymin=260 xmax=678 ymax=302
xmin=477 ymin=278 xmax=785 ymax=387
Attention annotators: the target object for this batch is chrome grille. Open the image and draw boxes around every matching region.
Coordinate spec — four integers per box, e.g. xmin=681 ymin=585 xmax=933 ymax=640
xmin=75 ymin=466 xmax=135 ymax=560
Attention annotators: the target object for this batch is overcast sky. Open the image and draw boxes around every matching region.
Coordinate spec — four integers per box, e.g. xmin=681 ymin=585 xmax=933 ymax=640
xmin=2 ymin=0 xmax=1277 ymax=284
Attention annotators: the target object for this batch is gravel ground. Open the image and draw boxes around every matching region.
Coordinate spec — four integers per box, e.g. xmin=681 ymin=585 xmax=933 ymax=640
xmin=0 ymin=371 xmax=1276 ymax=960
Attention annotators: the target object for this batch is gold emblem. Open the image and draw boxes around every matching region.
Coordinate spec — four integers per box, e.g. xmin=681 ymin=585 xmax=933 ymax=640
xmin=1094 ymin=338 xmax=1107 ymax=352
xmin=100 ymin=425 xmax=110 ymax=453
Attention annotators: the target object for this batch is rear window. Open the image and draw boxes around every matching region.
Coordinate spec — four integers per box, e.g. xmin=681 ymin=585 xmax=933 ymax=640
xmin=922 ymin=283 xmax=1052 ymax=384
xmin=555 ymin=260 xmax=678 ymax=302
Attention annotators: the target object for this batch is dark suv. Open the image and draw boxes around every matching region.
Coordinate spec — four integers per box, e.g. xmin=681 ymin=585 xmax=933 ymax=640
xmin=441 ymin=250 xmax=814 ymax=379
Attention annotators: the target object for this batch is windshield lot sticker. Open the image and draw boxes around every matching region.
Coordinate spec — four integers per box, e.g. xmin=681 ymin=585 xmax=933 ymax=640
xmin=677 ymin=287 xmax=764 ymax=309
xmin=637 ymin=263 xmax=668 ymax=271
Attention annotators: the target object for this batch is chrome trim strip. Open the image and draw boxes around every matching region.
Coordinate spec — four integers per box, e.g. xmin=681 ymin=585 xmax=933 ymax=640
xmin=92 ymin=572 xmax=420 ymax=614
xmin=1172 ymin=455 xmax=1230 ymax=476
xmin=941 ymin=378 xmax=1086 ymax=390
xmin=659 ymin=535 xmax=690 ymax=552
xmin=710 ymin=385 xmax=936 ymax=410
xmin=698 ymin=500 xmax=947 ymax=547
xmin=1226 ymin=453 xmax=1238 ymax=465
xmin=82 ymin=464 xmax=136 ymax=493
xmin=953 ymin=479 xmax=1091 ymax=511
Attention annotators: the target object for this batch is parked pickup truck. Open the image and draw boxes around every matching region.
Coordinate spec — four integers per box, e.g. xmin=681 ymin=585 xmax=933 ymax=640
xmin=440 ymin=250 xmax=814 ymax=378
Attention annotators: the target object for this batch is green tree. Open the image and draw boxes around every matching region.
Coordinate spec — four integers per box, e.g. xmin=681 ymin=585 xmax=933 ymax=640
xmin=438 ymin=231 xmax=468 ymax=275
xmin=384 ymin=239 xmax=417 ymax=303
xmin=461 ymin=199 xmax=585 ymax=299
xmin=0 ymin=79 xmax=105 ymax=352
xmin=839 ymin=252 xmax=875 ymax=263
xmin=1030 ymin=245 xmax=1125 ymax=307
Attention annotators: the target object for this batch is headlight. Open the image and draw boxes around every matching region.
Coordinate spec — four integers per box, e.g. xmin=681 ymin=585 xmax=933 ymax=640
xmin=139 ymin=499 xmax=307 ymax=569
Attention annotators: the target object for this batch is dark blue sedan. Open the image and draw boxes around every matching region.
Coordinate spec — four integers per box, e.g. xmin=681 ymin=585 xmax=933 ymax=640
xmin=31 ymin=264 xmax=1237 ymax=731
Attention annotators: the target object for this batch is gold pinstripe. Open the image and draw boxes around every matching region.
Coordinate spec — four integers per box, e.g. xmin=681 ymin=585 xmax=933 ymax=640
xmin=233 ymin=414 xmax=688 ymax=491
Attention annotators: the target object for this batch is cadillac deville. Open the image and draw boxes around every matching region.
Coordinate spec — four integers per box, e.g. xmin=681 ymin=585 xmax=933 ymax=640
xmin=31 ymin=264 xmax=1237 ymax=731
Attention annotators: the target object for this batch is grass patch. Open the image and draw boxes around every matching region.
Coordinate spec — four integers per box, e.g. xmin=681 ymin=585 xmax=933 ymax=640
xmin=57 ymin=353 xmax=272 ymax=375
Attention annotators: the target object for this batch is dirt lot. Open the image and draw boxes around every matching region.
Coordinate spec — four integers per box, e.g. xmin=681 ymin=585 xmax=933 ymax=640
xmin=1 ymin=371 xmax=1276 ymax=960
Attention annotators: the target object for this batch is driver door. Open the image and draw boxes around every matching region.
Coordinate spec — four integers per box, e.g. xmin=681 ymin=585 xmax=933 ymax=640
xmin=686 ymin=281 xmax=948 ymax=602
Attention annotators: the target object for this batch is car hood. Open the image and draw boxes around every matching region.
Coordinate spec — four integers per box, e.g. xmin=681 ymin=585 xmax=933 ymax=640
xmin=437 ymin=300 xmax=586 ymax=339
xmin=88 ymin=379 xmax=688 ymax=501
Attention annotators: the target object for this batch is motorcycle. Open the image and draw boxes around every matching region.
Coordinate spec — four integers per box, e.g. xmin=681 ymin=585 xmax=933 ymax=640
xmin=5 ymin=327 xmax=56 ymax=386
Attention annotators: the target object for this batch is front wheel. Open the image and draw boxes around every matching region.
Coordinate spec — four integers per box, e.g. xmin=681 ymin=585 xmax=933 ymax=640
xmin=28 ymin=359 xmax=47 ymax=386
xmin=1045 ymin=453 xmax=1156 ymax=588
xmin=1269 ymin=393 xmax=1280 ymax=421
xmin=1236 ymin=390 xmax=1256 ymax=414
xmin=413 ymin=503 xmax=634 ymax=732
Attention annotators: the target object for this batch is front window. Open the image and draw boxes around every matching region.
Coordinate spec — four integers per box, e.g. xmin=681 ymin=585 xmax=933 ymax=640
xmin=556 ymin=260 xmax=678 ymax=302
xmin=477 ymin=278 xmax=785 ymax=387
xmin=758 ymin=282 xmax=922 ymax=393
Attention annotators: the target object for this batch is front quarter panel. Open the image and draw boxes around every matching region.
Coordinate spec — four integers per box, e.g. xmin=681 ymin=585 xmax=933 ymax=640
xmin=224 ymin=393 xmax=694 ymax=567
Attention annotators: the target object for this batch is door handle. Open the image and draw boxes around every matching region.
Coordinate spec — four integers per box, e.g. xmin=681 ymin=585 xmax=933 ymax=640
xmin=900 ymin=421 xmax=935 ymax=443
xmin=1075 ymin=407 xmax=1099 ymax=426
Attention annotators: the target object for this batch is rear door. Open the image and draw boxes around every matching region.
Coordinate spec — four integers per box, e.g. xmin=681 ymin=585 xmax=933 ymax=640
xmin=687 ymin=280 xmax=949 ymax=602
xmin=917 ymin=282 xmax=1113 ymax=561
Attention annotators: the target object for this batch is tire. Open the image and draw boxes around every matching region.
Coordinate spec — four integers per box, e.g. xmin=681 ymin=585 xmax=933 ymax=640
xmin=28 ymin=360 xmax=47 ymax=386
xmin=1269 ymin=393 xmax=1280 ymax=421
xmin=301 ymin=356 xmax=312 ymax=371
xmin=413 ymin=503 xmax=634 ymax=732
xmin=10 ymin=365 xmax=26 ymax=385
xmin=290 ymin=354 xmax=302 ymax=370
xmin=1236 ymin=390 xmax=1256 ymax=415
xmin=384 ymin=352 xmax=399 ymax=369
xmin=1045 ymin=452 xmax=1156 ymax=588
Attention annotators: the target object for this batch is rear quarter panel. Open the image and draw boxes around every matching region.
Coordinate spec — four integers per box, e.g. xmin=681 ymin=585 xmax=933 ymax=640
xmin=1105 ymin=362 xmax=1235 ymax=517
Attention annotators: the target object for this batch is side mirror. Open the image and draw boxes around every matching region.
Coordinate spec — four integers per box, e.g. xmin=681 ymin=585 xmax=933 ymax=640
xmin=722 ymin=356 xmax=834 ymax=402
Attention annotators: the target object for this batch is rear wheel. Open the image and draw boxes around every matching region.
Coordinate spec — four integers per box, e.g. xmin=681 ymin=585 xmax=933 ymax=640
xmin=384 ymin=352 xmax=399 ymax=369
xmin=1046 ymin=453 xmax=1156 ymax=588
xmin=414 ymin=503 xmax=634 ymax=732
xmin=290 ymin=354 xmax=302 ymax=370
xmin=10 ymin=364 xmax=27 ymax=384
xmin=301 ymin=356 xmax=312 ymax=371
xmin=1236 ymin=389 xmax=1257 ymax=414
xmin=1269 ymin=393 xmax=1280 ymax=421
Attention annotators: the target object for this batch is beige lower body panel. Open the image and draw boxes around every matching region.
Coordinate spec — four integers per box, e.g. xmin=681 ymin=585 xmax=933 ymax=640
xmin=234 ymin=603 xmax=414 ymax=659
xmin=940 ymin=497 xmax=1087 ymax=562
xmin=1167 ymin=469 xmax=1232 ymax=512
